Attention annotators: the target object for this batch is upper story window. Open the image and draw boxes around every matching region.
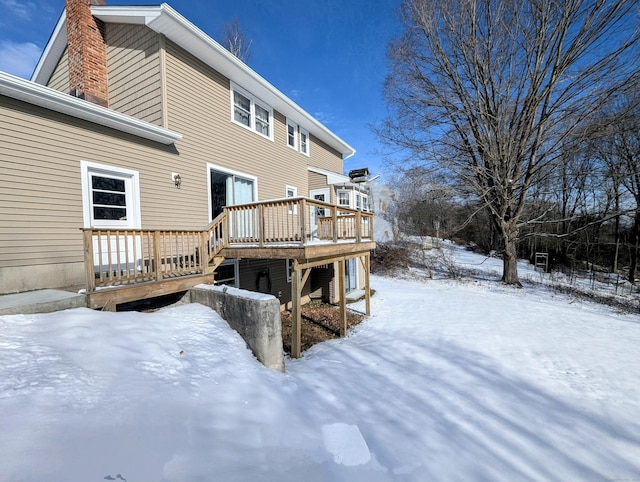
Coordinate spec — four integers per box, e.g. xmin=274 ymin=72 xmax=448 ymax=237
xmin=255 ymin=105 xmax=270 ymax=136
xmin=231 ymin=83 xmax=273 ymax=140
xmin=233 ymin=91 xmax=251 ymax=127
xmin=286 ymin=118 xmax=310 ymax=155
xmin=287 ymin=120 xmax=297 ymax=149
xmin=299 ymin=128 xmax=309 ymax=156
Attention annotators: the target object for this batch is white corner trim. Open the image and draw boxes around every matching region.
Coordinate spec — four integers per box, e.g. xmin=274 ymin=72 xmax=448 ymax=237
xmin=1 ymin=71 xmax=182 ymax=145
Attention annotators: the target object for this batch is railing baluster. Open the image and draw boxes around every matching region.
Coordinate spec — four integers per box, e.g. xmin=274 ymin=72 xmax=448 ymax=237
xmin=154 ymin=231 xmax=161 ymax=281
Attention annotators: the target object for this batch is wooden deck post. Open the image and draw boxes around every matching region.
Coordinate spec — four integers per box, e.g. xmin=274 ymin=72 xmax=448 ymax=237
xmin=338 ymin=258 xmax=347 ymax=337
xmin=291 ymin=260 xmax=302 ymax=358
xmin=200 ymin=231 xmax=208 ymax=272
xmin=300 ymin=198 xmax=307 ymax=241
xmin=83 ymin=229 xmax=96 ymax=293
xmin=364 ymin=253 xmax=371 ymax=316
xmin=154 ymin=231 xmax=162 ymax=282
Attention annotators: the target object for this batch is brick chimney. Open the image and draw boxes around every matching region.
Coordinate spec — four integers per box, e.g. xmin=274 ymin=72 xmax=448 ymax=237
xmin=66 ymin=0 xmax=109 ymax=107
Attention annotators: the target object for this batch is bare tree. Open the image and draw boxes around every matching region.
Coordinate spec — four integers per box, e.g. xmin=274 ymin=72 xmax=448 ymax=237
xmin=379 ymin=0 xmax=640 ymax=285
xmin=595 ymin=96 xmax=640 ymax=283
xmin=221 ymin=18 xmax=252 ymax=63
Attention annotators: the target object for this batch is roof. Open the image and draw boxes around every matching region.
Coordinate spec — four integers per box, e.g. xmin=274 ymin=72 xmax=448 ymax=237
xmin=32 ymin=3 xmax=355 ymax=158
xmin=0 ymin=71 xmax=182 ymax=145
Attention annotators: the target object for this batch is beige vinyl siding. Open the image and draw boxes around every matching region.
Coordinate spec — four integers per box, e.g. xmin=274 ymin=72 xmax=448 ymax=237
xmin=306 ymin=134 xmax=344 ymax=174
xmin=105 ymin=24 xmax=163 ymax=126
xmin=46 ymin=47 xmax=70 ymax=92
xmin=308 ymin=170 xmax=336 ymax=204
xmin=308 ymin=171 xmax=328 ymax=191
xmin=0 ymin=96 xmax=208 ymax=274
xmin=164 ymin=40 xmax=343 ymax=203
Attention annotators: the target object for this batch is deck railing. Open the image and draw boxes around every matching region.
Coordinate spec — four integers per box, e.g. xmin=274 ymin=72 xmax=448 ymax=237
xmin=83 ymin=197 xmax=373 ymax=291
xmin=225 ymin=197 xmax=374 ymax=245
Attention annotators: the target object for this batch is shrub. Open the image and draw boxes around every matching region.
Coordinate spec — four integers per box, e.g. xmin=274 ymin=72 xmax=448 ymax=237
xmin=371 ymin=243 xmax=411 ymax=274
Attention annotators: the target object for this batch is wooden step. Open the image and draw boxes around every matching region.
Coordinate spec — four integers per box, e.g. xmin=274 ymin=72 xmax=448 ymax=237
xmin=208 ymin=256 xmax=225 ymax=272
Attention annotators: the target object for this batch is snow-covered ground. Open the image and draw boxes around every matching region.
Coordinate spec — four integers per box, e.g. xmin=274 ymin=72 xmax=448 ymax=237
xmin=1 ymin=246 xmax=639 ymax=481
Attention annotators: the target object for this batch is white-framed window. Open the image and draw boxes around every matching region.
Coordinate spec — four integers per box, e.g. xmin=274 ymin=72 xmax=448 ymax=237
xmin=286 ymin=185 xmax=298 ymax=214
xmin=287 ymin=120 xmax=298 ymax=150
xmin=231 ymin=83 xmax=273 ymax=140
xmin=81 ymin=161 xmax=141 ymax=229
xmin=214 ymin=259 xmax=239 ymax=287
xmin=286 ymin=118 xmax=310 ymax=155
xmin=299 ymin=128 xmax=309 ymax=156
xmin=353 ymin=191 xmax=370 ymax=212
xmin=337 ymin=189 xmax=351 ymax=208
xmin=362 ymin=194 xmax=370 ymax=212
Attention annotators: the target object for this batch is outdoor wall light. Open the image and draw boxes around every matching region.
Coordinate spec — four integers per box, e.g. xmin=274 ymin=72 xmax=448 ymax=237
xmin=173 ymin=173 xmax=182 ymax=189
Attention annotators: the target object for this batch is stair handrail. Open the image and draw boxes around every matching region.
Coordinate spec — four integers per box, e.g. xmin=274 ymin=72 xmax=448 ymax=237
xmin=204 ymin=211 xmax=228 ymax=263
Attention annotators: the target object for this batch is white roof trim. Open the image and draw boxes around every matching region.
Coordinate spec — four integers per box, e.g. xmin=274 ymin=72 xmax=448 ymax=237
xmin=32 ymin=3 xmax=355 ymax=157
xmin=31 ymin=9 xmax=67 ymax=84
xmin=308 ymin=166 xmax=350 ymax=185
xmin=1 ymin=71 xmax=182 ymax=145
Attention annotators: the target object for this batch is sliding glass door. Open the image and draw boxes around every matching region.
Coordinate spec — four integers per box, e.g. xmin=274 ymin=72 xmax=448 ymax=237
xmin=209 ymin=167 xmax=256 ymax=219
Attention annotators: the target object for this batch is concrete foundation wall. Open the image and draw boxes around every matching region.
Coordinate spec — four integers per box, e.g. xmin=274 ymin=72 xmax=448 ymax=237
xmin=189 ymin=284 xmax=285 ymax=372
xmin=0 ymin=263 xmax=84 ymax=294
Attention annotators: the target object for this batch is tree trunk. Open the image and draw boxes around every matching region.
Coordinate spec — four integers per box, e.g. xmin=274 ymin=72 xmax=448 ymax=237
xmin=629 ymin=210 xmax=639 ymax=285
xmin=502 ymin=237 xmax=522 ymax=286
xmin=499 ymin=220 xmax=522 ymax=286
xmin=612 ymin=193 xmax=620 ymax=273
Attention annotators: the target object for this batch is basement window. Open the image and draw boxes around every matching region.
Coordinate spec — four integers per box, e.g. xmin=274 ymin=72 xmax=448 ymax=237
xmin=214 ymin=260 xmax=239 ymax=287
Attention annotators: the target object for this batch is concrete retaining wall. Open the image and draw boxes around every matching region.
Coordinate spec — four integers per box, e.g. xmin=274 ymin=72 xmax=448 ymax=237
xmin=189 ymin=284 xmax=285 ymax=372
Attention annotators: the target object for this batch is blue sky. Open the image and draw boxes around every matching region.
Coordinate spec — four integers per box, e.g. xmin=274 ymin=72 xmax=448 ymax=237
xmin=0 ymin=0 xmax=402 ymax=178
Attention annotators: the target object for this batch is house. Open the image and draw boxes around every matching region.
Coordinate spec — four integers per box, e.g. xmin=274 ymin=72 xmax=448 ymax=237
xmin=0 ymin=0 xmax=375 ymax=355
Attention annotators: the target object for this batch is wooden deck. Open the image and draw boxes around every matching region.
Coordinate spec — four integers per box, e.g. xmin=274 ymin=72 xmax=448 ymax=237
xmin=83 ymin=197 xmax=374 ymax=307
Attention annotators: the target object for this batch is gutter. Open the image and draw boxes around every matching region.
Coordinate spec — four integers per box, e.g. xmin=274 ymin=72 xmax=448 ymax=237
xmin=0 ymin=71 xmax=182 ymax=145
